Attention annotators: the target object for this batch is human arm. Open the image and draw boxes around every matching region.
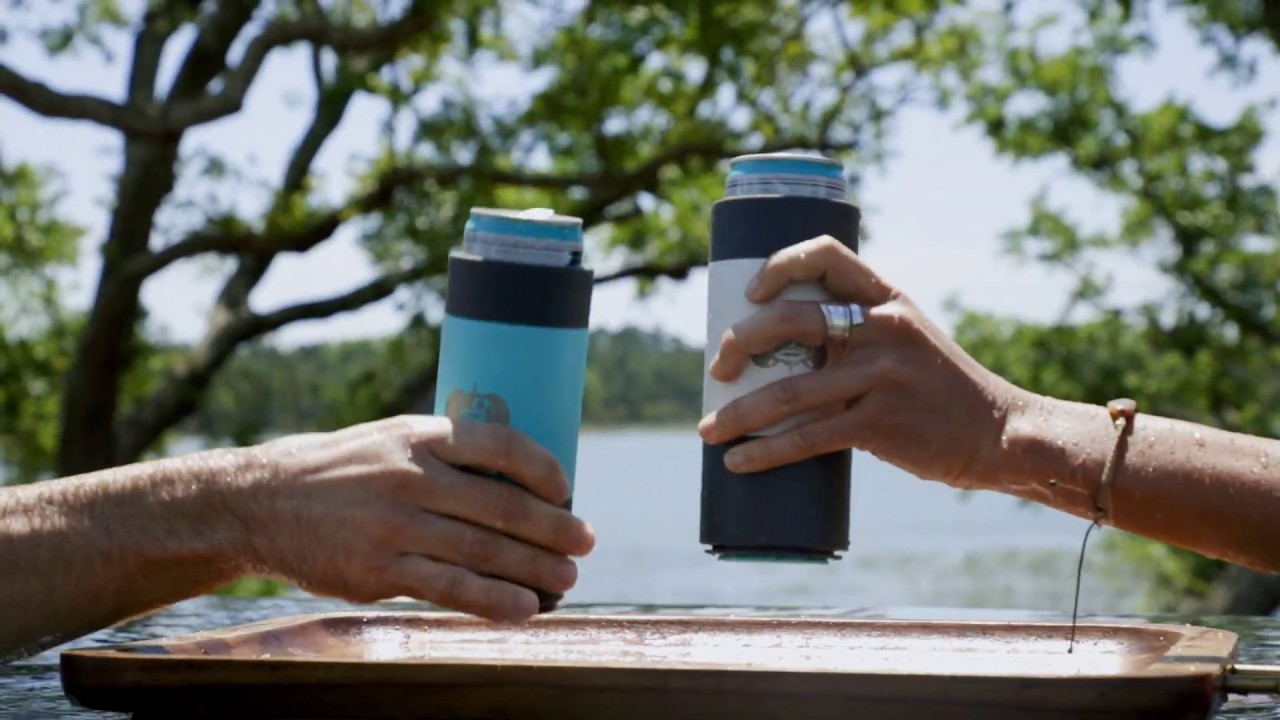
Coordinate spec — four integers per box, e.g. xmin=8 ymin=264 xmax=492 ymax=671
xmin=0 ymin=416 xmax=594 ymax=660
xmin=697 ymin=235 xmax=1280 ymax=574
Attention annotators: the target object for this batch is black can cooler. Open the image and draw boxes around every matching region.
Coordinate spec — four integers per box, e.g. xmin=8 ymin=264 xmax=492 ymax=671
xmin=700 ymin=153 xmax=861 ymax=562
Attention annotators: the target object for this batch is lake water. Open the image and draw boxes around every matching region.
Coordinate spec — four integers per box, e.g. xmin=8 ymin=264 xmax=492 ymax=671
xmin=570 ymin=428 xmax=1146 ymax=614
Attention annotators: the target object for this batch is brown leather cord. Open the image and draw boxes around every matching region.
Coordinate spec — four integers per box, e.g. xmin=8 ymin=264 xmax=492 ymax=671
xmin=1068 ymin=398 xmax=1138 ymax=654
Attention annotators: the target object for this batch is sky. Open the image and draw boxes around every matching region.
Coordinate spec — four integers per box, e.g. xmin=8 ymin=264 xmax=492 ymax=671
xmin=1 ymin=4 xmax=1278 ymax=349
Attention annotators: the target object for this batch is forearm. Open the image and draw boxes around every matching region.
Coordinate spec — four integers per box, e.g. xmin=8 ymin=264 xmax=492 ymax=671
xmin=991 ymin=392 xmax=1280 ymax=572
xmin=0 ymin=448 xmax=261 ymax=660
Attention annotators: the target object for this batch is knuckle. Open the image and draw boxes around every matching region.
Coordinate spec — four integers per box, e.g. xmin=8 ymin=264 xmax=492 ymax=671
xmin=875 ymin=301 xmax=915 ymax=332
xmin=352 ymin=560 xmax=400 ymax=603
xmin=868 ymin=356 xmax=900 ymax=383
xmin=774 ymin=300 xmax=806 ymax=325
xmin=487 ymin=484 xmax=526 ymax=530
xmin=540 ymin=458 xmax=570 ymax=504
xmin=433 ymin=565 xmax=468 ymax=608
xmin=377 ymin=433 xmax=408 ymax=464
xmin=458 ymin=525 xmax=500 ymax=567
xmin=789 ymin=424 xmax=821 ymax=455
xmin=768 ymin=376 xmax=801 ymax=409
xmin=492 ymin=426 xmax=520 ymax=466
xmin=390 ymin=415 xmax=420 ymax=441
xmin=370 ymin=512 xmax=408 ymax=547
xmin=814 ymin=234 xmax=844 ymax=257
xmin=386 ymin=464 xmax=424 ymax=497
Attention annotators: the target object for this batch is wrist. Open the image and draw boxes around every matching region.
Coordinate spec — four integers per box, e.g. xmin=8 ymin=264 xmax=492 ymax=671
xmin=987 ymin=392 xmax=1104 ymax=516
xmin=961 ymin=380 xmax=1036 ymax=492
xmin=194 ymin=445 xmax=274 ymax=577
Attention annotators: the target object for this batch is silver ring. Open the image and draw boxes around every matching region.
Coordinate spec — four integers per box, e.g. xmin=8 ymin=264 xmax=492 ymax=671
xmin=819 ymin=302 xmax=865 ymax=346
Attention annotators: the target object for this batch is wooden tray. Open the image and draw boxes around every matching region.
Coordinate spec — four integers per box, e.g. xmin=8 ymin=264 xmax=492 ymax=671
xmin=60 ymin=612 xmax=1239 ymax=719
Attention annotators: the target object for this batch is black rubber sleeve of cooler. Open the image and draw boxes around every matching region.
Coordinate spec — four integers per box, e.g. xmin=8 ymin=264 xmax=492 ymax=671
xmin=444 ymin=253 xmax=594 ymax=329
xmin=700 ymin=439 xmax=852 ymax=554
xmin=710 ymin=196 xmax=860 ymax=261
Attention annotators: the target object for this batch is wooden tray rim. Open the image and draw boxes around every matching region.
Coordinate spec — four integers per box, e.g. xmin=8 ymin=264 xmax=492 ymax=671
xmin=60 ymin=611 xmax=1241 ymax=682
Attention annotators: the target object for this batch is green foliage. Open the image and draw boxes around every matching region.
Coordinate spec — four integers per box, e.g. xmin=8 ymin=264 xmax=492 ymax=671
xmin=0 ymin=158 xmax=82 ymax=483
xmin=189 ymin=327 xmax=704 ymax=444
xmin=0 ymin=0 xmax=965 ymax=483
xmin=212 ymin=576 xmax=291 ymax=599
xmin=947 ymin=1 xmax=1280 ymax=610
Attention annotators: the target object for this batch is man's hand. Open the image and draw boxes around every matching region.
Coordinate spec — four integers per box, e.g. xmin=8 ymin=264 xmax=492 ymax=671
xmin=244 ymin=415 xmax=595 ymax=622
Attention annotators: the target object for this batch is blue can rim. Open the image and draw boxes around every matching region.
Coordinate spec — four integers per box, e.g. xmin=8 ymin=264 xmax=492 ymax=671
xmin=466 ymin=207 xmax=583 ymax=243
xmin=727 ymin=152 xmax=844 ymax=181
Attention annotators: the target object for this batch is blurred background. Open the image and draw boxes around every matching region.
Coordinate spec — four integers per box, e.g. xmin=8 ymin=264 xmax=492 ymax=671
xmin=1 ymin=0 xmax=1277 ymax=618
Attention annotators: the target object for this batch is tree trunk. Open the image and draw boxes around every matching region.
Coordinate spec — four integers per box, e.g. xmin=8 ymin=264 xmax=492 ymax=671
xmin=56 ymin=137 xmax=181 ymax=477
xmin=1179 ymin=565 xmax=1280 ymax=616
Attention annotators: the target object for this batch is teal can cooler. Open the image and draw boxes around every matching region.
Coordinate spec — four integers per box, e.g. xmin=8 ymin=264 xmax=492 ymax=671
xmin=433 ymin=207 xmax=594 ymax=612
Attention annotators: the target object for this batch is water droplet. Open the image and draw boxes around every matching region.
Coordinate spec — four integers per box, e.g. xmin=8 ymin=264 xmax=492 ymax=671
xmin=1193 ymin=432 xmax=1205 ymax=448
xmin=1261 ymin=454 xmax=1270 ymax=469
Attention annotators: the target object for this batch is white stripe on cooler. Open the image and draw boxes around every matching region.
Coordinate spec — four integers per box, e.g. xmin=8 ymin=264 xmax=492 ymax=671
xmin=703 ymin=257 xmax=834 ymax=437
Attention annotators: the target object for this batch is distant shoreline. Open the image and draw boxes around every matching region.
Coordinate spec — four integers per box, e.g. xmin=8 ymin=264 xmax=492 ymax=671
xmin=169 ymin=422 xmax=695 ymax=453
xmin=580 ymin=421 xmax=693 ymax=434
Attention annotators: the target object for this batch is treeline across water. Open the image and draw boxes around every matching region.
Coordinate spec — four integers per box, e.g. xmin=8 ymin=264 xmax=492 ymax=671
xmin=187 ymin=327 xmax=705 ymax=443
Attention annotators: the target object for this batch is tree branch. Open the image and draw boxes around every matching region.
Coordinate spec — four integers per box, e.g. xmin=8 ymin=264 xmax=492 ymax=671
xmin=594 ymin=260 xmax=703 ymax=285
xmin=162 ymin=7 xmax=439 ymax=131
xmin=120 ymin=163 xmax=605 ymax=282
xmin=0 ymin=64 xmax=153 ymax=132
xmin=115 ymin=263 xmax=430 ymax=461
xmin=253 ymin=265 xmax=426 ymax=333
xmin=128 ymin=2 xmax=196 ymax=104
xmin=0 ymin=3 xmax=436 ymax=137
xmin=571 ymin=135 xmax=859 ymax=226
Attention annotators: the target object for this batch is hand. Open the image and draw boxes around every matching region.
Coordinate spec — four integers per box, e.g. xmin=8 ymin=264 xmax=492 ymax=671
xmin=697 ymin=235 xmax=1027 ymax=490
xmin=237 ymin=415 xmax=595 ymax=622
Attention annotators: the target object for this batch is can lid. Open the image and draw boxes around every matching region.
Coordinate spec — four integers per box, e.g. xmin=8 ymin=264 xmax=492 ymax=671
xmin=463 ymin=207 xmax=584 ymax=267
xmin=466 ymin=207 xmax=583 ymax=243
xmin=725 ymin=152 xmax=847 ymax=200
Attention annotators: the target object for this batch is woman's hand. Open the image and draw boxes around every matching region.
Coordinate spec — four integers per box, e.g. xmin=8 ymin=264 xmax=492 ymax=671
xmin=243 ymin=415 xmax=595 ymax=622
xmin=697 ymin=235 xmax=1028 ymax=490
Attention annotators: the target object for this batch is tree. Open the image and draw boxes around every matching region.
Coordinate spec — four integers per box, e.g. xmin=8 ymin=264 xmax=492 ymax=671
xmin=0 ymin=1 xmax=964 ymax=481
xmin=945 ymin=0 xmax=1280 ymax=614
xmin=4 ymin=1 xmax=1275 ymax=614
xmin=0 ymin=156 xmax=83 ymax=482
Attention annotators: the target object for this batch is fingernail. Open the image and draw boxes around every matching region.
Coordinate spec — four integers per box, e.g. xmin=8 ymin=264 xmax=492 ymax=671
xmin=701 ymin=422 xmax=724 ymax=445
xmin=555 ymin=560 xmax=579 ymax=590
xmin=577 ymin=522 xmax=597 ymax=553
xmin=745 ymin=275 xmax=762 ymax=300
xmin=697 ymin=413 xmax=715 ymax=437
xmin=724 ymin=448 xmax=745 ymax=471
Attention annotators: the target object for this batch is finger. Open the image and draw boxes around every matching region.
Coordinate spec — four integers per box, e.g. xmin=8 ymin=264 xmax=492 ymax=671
xmin=413 ymin=418 xmax=570 ymax=505
xmin=720 ymin=400 xmax=875 ymax=474
xmin=709 ymin=300 xmax=868 ymax=383
xmin=402 ymin=511 xmax=579 ymax=596
xmin=414 ymin=457 xmax=595 ymax=557
xmin=394 ymin=554 xmax=538 ymax=622
xmin=747 ymin=235 xmax=896 ymax=306
xmin=699 ymin=357 xmax=885 ymax=445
